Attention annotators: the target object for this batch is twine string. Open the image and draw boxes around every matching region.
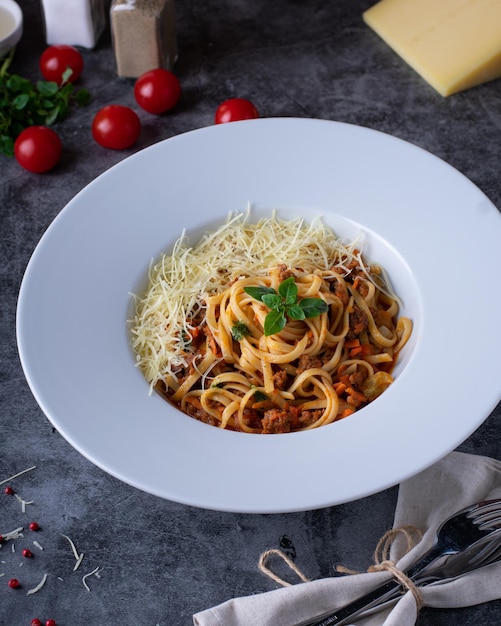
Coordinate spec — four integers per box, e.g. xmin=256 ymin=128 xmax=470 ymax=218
xmin=258 ymin=548 xmax=311 ymax=587
xmin=258 ymin=524 xmax=425 ymax=611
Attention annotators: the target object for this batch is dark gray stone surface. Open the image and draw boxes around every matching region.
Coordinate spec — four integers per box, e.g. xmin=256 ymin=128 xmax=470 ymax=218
xmin=1 ymin=1 xmax=500 ymax=624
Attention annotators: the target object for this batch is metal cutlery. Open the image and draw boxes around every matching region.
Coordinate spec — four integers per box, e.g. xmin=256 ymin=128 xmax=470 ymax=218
xmin=293 ymin=498 xmax=501 ymax=626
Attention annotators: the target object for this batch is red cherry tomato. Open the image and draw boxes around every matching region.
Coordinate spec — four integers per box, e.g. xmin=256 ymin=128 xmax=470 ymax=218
xmin=14 ymin=126 xmax=62 ymax=173
xmin=39 ymin=45 xmax=84 ymax=84
xmin=92 ymin=105 xmax=141 ymax=150
xmin=215 ymin=98 xmax=259 ymax=124
xmin=134 ymin=68 xmax=181 ymax=114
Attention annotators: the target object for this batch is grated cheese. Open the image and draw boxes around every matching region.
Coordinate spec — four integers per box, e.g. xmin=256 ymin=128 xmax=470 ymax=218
xmin=130 ymin=210 xmax=369 ymax=391
xmin=26 ymin=573 xmax=48 ymax=595
xmin=33 ymin=540 xmax=44 ymax=551
xmin=82 ymin=566 xmax=100 ymax=591
xmin=14 ymin=493 xmax=34 ymax=513
xmin=1 ymin=527 xmax=24 ymax=542
xmin=73 ymin=552 xmax=85 ymax=572
xmin=61 ymin=534 xmax=84 ymax=570
xmin=0 ymin=465 xmax=36 ymax=487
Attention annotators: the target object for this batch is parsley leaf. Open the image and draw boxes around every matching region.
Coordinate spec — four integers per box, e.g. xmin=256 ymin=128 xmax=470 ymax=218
xmin=231 ymin=320 xmax=251 ymax=341
xmin=0 ymin=50 xmax=91 ymax=157
xmin=253 ymin=390 xmax=269 ymax=402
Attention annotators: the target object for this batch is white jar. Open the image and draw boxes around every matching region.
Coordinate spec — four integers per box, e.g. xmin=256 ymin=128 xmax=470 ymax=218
xmin=40 ymin=0 xmax=107 ymax=49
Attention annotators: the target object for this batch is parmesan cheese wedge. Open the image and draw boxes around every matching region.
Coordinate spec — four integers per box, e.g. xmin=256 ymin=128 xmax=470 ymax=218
xmin=363 ymin=0 xmax=501 ymax=96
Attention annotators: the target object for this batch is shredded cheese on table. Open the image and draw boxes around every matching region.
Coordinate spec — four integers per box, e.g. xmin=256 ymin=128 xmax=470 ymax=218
xmin=0 ymin=465 xmax=36 ymax=487
xmin=26 ymin=573 xmax=48 ymax=595
xmin=82 ymin=566 xmax=101 ymax=591
xmin=130 ymin=211 xmax=368 ymax=391
xmin=1 ymin=527 xmax=24 ymax=541
xmin=14 ymin=492 xmax=34 ymax=513
xmin=61 ymin=534 xmax=85 ymax=571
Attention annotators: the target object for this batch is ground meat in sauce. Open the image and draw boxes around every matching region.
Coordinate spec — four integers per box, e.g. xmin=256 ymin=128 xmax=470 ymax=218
xmin=170 ymin=353 xmax=202 ymax=387
xmin=272 ymin=369 xmax=289 ymax=390
xmin=348 ymin=368 xmax=368 ymax=389
xmin=278 ymin=264 xmax=295 ymax=282
xmin=332 ymin=279 xmax=349 ymax=306
xmin=261 ymin=407 xmax=324 ymax=433
xmin=349 ymin=304 xmax=368 ymax=335
xmin=261 ymin=409 xmax=293 ymax=433
xmin=370 ymin=307 xmax=393 ymax=331
xmin=203 ymin=324 xmax=220 ymax=356
xmin=298 ymin=409 xmax=323 ymax=428
xmin=296 ymin=354 xmax=323 ymax=375
xmin=184 ymin=399 xmax=219 ymax=427
xmin=355 ymin=280 xmax=370 ymax=298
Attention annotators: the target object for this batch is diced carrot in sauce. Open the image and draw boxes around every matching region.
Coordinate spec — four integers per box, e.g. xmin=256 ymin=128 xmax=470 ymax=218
xmin=334 ymin=382 xmax=347 ymax=395
xmin=344 ymin=338 xmax=360 ymax=348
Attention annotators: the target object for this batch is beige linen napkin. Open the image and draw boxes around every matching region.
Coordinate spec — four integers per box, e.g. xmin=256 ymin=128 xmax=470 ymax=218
xmin=193 ymin=451 xmax=501 ymax=626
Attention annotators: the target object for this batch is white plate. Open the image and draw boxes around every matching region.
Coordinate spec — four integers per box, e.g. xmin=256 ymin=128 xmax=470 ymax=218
xmin=17 ymin=118 xmax=501 ymax=513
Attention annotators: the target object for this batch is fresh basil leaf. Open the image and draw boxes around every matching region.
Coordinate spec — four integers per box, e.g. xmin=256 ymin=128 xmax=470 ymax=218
xmin=278 ymin=276 xmax=298 ymax=305
xmin=231 ymin=320 xmax=250 ymax=341
xmin=261 ymin=293 xmax=282 ymax=310
xmin=286 ymin=304 xmax=306 ymax=320
xmin=244 ymin=285 xmax=276 ymax=302
xmin=298 ymin=298 xmax=329 ymax=318
xmin=264 ymin=309 xmax=286 ymax=336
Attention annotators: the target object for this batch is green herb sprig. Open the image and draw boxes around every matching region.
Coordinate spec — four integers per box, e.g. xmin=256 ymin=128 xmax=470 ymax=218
xmin=0 ymin=50 xmax=90 ymax=157
xmin=231 ymin=320 xmax=251 ymax=341
xmin=244 ymin=276 xmax=328 ymax=336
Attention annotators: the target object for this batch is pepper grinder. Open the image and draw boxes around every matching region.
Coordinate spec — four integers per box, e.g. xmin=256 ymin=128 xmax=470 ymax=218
xmin=110 ymin=0 xmax=177 ymax=78
xmin=40 ymin=0 xmax=107 ymax=49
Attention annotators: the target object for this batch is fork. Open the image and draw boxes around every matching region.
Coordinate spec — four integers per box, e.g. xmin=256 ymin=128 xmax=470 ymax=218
xmin=316 ymin=530 xmax=501 ymax=626
xmin=293 ymin=499 xmax=501 ymax=626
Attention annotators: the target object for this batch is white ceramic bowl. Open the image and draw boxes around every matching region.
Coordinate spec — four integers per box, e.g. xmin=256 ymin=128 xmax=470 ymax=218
xmin=0 ymin=0 xmax=22 ymax=58
xmin=16 ymin=118 xmax=501 ymax=513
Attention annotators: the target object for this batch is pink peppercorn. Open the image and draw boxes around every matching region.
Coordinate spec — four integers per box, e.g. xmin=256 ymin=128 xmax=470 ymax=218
xmin=31 ymin=620 xmax=42 ymax=626
xmin=0 ymin=535 xmax=3 ymax=542
xmin=45 ymin=621 xmax=57 ymax=626
xmin=29 ymin=521 xmax=40 ymax=531
xmin=8 ymin=578 xmax=20 ymax=588
xmin=4 ymin=486 xmax=14 ymax=495
xmin=22 ymin=548 xmax=33 ymax=558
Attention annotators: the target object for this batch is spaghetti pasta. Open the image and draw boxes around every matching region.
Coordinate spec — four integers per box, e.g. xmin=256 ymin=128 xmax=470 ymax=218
xmin=130 ymin=212 xmax=412 ymax=434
